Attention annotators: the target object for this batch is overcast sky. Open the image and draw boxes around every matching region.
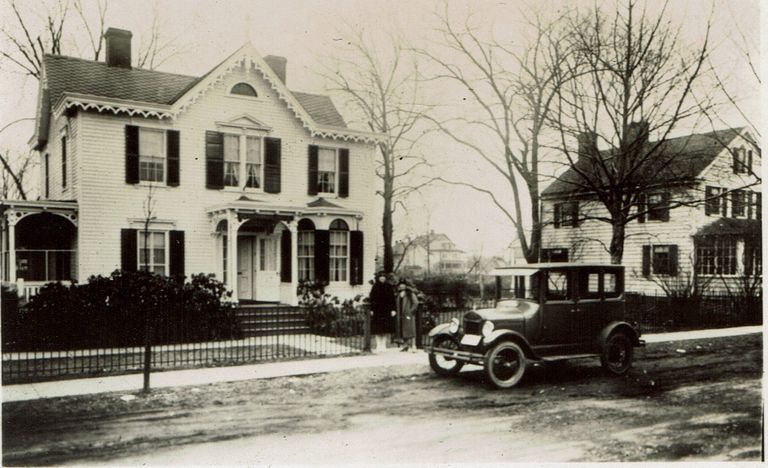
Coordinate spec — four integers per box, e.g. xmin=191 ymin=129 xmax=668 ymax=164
xmin=0 ymin=0 xmax=761 ymax=259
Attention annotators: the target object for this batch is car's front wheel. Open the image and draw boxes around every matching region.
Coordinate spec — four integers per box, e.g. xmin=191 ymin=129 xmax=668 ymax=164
xmin=601 ymin=332 xmax=633 ymax=375
xmin=484 ymin=341 xmax=526 ymax=388
xmin=429 ymin=336 xmax=464 ymax=376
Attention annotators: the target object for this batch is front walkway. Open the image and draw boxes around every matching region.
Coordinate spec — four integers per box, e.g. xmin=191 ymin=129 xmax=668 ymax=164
xmin=3 ymin=326 xmax=761 ymax=403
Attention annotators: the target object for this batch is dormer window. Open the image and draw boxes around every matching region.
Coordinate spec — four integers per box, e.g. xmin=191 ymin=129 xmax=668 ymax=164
xmin=733 ymin=146 xmax=752 ymax=174
xmin=231 ymin=83 xmax=258 ymax=98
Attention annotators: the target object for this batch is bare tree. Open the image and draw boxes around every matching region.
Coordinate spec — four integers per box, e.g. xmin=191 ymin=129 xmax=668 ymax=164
xmin=322 ymin=28 xmax=432 ymax=274
xmin=549 ymin=1 xmax=716 ymax=264
xmin=0 ymin=0 xmax=69 ymax=78
xmin=73 ymin=0 xmax=108 ymax=61
xmin=140 ymin=183 xmax=157 ymax=393
xmin=415 ymin=4 xmax=572 ymax=263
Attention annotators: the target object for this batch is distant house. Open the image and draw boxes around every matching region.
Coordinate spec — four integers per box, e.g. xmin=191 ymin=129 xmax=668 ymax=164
xmin=0 ymin=28 xmax=382 ymax=304
xmin=394 ymin=231 xmax=467 ymax=277
xmin=540 ymin=127 xmax=761 ymax=294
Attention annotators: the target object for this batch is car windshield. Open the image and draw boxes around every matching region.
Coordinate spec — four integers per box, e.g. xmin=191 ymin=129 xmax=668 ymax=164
xmin=498 ymin=272 xmax=539 ymax=301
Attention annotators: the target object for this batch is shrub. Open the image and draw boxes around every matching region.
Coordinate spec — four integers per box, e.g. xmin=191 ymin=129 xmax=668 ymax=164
xmin=5 ymin=270 xmax=241 ymax=351
xmin=298 ymin=279 xmax=367 ymax=337
xmin=412 ymin=275 xmax=476 ymax=308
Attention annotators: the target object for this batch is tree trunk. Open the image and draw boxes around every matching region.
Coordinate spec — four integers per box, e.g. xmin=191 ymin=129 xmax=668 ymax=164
xmin=382 ymin=180 xmax=394 ymax=274
xmin=609 ymin=221 xmax=625 ymax=265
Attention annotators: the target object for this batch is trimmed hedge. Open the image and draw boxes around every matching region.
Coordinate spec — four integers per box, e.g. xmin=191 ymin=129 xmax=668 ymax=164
xmin=298 ymin=279 xmax=367 ymax=337
xmin=3 ymin=270 xmax=242 ymax=352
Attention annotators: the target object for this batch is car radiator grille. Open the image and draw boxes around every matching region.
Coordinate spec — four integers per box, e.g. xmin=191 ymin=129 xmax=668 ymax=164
xmin=463 ymin=319 xmax=482 ymax=335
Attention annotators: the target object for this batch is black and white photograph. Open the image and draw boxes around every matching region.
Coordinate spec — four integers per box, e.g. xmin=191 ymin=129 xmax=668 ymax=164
xmin=0 ymin=0 xmax=762 ymax=464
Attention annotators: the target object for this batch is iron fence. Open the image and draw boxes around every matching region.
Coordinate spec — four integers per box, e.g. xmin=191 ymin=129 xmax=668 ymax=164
xmin=2 ymin=304 xmax=370 ymax=384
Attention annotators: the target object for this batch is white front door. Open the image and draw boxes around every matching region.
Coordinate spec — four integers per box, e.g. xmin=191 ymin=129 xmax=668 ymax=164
xmin=237 ymin=237 xmax=255 ymax=300
xmin=255 ymin=234 xmax=280 ymax=302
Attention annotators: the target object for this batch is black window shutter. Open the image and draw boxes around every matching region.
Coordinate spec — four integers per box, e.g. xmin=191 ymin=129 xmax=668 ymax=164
xmin=747 ymin=192 xmax=754 ymax=219
xmin=705 ymin=186 xmax=716 ymax=216
xmin=169 ymin=230 xmax=185 ymax=278
xmin=166 ymin=130 xmax=180 ymax=187
xmin=732 ymin=149 xmax=738 ymax=173
xmin=571 ymin=202 xmax=579 ymax=227
xmin=280 ymin=229 xmax=292 ymax=283
xmin=722 ymin=191 xmax=728 ymax=217
xmin=121 ymin=228 xmax=138 ymax=272
xmin=553 ymin=203 xmax=561 ymax=228
xmin=757 ymin=193 xmax=762 ymax=220
xmin=264 ymin=137 xmax=281 ymax=193
xmin=747 ymin=150 xmax=753 ymax=174
xmin=125 ymin=125 xmax=139 ymax=184
xmin=205 ymin=131 xmax=224 ymax=189
xmin=637 ymin=194 xmax=646 ymax=223
xmin=642 ymin=245 xmax=651 ymax=277
xmin=338 ymin=148 xmax=349 ymax=198
xmin=61 ymin=135 xmax=67 ymax=188
xmin=669 ymin=245 xmax=679 ymax=276
xmin=660 ymin=192 xmax=670 ymax=222
xmin=308 ymin=145 xmax=319 ymax=195
xmin=314 ymin=229 xmax=330 ymax=283
xmin=349 ymin=230 xmax=363 ymax=285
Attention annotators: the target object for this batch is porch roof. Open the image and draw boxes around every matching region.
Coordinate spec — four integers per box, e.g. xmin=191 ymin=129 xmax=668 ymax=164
xmin=694 ymin=218 xmax=761 ymax=238
xmin=206 ymin=196 xmax=363 ymax=219
xmin=1 ymin=199 xmax=78 ymax=216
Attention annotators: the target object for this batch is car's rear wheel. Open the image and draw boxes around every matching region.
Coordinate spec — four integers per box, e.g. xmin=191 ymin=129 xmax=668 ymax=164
xmin=601 ymin=332 xmax=633 ymax=375
xmin=429 ymin=336 xmax=464 ymax=376
xmin=484 ymin=341 xmax=526 ymax=388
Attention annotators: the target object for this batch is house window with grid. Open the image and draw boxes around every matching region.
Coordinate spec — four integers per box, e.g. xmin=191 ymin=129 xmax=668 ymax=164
xmin=297 ymin=219 xmax=315 ymax=281
xmin=245 ymin=136 xmax=262 ymax=188
xmin=647 ymin=192 xmax=669 ymax=221
xmin=696 ymin=237 xmax=737 ymax=276
xmin=651 ymin=245 xmax=676 ymax=275
xmin=731 ymin=190 xmax=747 ymax=218
xmin=223 ymin=134 xmax=240 ymax=186
xmin=554 ymin=201 xmax=578 ymax=228
xmin=705 ymin=186 xmax=722 ymax=216
xmin=733 ymin=147 xmax=751 ymax=174
xmin=329 ymin=219 xmax=348 ymax=282
xmin=139 ymin=128 xmax=164 ymax=182
xmin=318 ymin=148 xmax=337 ymax=194
xmin=138 ymin=231 xmax=166 ymax=275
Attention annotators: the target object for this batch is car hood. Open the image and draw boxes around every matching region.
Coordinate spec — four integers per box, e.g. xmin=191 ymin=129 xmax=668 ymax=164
xmin=471 ymin=300 xmax=539 ymax=321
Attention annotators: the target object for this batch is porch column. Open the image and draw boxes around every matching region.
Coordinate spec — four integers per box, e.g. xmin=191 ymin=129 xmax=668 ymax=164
xmin=288 ymin=219 xmax=299 ymax=305
xmin=7 ymin=212 xmax=16 ymax=283
xmin=227 ymin=211 xmax=239 ymax=301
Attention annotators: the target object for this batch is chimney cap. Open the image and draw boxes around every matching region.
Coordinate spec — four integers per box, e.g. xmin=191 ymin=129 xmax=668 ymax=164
xmin=104 ymin=27 xmax=133 ymax=38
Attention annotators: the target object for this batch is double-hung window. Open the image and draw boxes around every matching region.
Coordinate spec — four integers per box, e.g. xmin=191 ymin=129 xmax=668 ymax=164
xmin=329 ymin=219 xmax=348 ymax=282
xmin=223 ymin=134 xmax=240 ymax=187
xmin=139 ymin=128 xmax=165 ymax=182
xmin=705 ymin=186 xmax=721 ymax=216
xmin=647 ymin=192 xmax=669 ymax=221
xmin=245 ymin=136 xmax=262 ymax=188
xmin=138 ymin=231 xmax=167 ymax=275
xmin=731 ymin=190 xmax=747 ymax=218
xmin=318 ymin=148 xmax=337 ymax=194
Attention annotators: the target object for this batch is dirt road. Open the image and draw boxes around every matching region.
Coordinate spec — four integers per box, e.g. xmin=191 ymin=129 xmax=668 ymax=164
xmin=3 ymin=333 xmax=762 ymax=465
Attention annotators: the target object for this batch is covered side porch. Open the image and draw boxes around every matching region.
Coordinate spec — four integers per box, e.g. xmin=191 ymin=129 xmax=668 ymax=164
xmin=0 ymin=200 xmax=78 ymax=302
xmin=207 ymin=197 xmax=365 ymax=305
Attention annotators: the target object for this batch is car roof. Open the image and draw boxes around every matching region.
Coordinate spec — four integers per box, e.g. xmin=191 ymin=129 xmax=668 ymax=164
xmin=489 ymin=263 xmax=624 ymax=275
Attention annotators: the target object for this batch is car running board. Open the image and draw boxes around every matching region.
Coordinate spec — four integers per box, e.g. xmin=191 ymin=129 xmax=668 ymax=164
xmin=540 ymin=353 xmax=599 ymax=362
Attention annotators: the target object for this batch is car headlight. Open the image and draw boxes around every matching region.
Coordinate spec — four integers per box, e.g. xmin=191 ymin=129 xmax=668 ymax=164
xmin=482 ymin=320 xmax=494 ymax=338
xmin=448 ymin=318 xmax=460 ymax=334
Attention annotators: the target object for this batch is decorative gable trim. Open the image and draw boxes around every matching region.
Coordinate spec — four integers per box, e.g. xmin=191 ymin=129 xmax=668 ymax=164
xmin=53 ymin=92 xmax=174 ymax=120
xmin=171 ymin=44 xmax=384 ymax=144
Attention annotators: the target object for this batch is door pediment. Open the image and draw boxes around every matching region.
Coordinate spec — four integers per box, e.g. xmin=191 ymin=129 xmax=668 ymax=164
xmin=216 ymin=114 xmax=272 ymax=132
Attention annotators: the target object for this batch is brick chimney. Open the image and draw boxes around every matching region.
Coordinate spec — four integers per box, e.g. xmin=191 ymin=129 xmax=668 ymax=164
xmin=264 ymin=55 xmax=287 ymax=83
xmin=104 ymin=28 xmax=132 ymax=69
xmin=577 ymin=131 xmax=598 ymax=157
xmin=626 ymin=121 xmax=649 ymax=148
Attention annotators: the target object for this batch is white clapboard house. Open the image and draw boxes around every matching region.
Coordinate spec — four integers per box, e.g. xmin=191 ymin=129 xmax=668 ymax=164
xmin=1 ymin=28 xmax=381 ymax=305
xmin=540 ymin=125 xmax=761 ymax=293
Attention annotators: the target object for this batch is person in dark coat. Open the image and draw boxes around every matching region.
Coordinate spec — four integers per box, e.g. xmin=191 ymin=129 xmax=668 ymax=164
xmin=368 ymin=272 xmax=395 ymax=352
xmin=395 ymin=280 xmax=419 ymax=351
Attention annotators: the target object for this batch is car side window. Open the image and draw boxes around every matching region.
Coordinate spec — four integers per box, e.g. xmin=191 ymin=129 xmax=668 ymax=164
xmin=604 ymin=272 xmax=620 ymax=298
xmin=546 ymin=271 xmax=570 ymax=301
xmin=579 ymin=271 xmax=601 ymax=299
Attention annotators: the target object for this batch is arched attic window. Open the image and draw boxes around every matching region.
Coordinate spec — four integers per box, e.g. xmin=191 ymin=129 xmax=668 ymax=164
xmin=231 ymin=82 xmax=258 ymax=97
xmin=329 ymin=219 xmax=349 ymax=282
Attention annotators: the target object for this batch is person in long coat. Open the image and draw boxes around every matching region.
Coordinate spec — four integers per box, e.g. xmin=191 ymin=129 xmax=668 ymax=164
xmin=395 ymin=281 xmax=419 ymax=351
xmin=368 ymin=272 xmax=396 ymax=351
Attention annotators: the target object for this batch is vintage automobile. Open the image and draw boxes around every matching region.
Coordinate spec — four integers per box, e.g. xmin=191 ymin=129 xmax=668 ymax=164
xmin=424 ymin=263 xmax=644 ymax=388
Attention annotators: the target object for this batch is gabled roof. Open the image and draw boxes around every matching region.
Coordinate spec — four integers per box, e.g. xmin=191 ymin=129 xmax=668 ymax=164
xmin=542 ymin=128 xmax=747 ymax=198
xmin=395 ymin=232 xmax=465 ymax=253
xmin=35 ymin=49 xmax=367 ymax=148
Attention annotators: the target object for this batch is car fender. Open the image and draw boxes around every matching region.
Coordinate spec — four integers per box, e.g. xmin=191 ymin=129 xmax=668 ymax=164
xmin=483 ymin=329 xmax=535 ymax=358
xmin=428 ymin=322 xmax=452 ymax=338
xmin=599 ymin=321 xmax=641 ymax=347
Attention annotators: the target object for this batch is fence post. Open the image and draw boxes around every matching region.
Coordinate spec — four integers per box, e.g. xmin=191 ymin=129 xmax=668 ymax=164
xmin=363 ymin=304 xmax=371 ymax=352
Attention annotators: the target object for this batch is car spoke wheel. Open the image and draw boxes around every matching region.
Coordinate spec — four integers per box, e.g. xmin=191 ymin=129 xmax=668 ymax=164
xmin=484 ymin=341 xmax=526 ymax=389
xmin=429 ymin=336 xmax=464 ymax=376
xmin=601 ymin=332 xmax=633 ymax=375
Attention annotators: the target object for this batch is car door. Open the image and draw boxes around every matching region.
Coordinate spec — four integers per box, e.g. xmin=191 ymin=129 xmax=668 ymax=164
xmin=576 ymin=268 xmax=605 ymax=348
xmin=538 ymin=269 xmax=581 ymax=349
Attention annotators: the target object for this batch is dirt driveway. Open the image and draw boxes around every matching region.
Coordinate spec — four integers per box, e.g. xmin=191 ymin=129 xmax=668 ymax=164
xmin=3 ymin=333 xmax=762 ymax=465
